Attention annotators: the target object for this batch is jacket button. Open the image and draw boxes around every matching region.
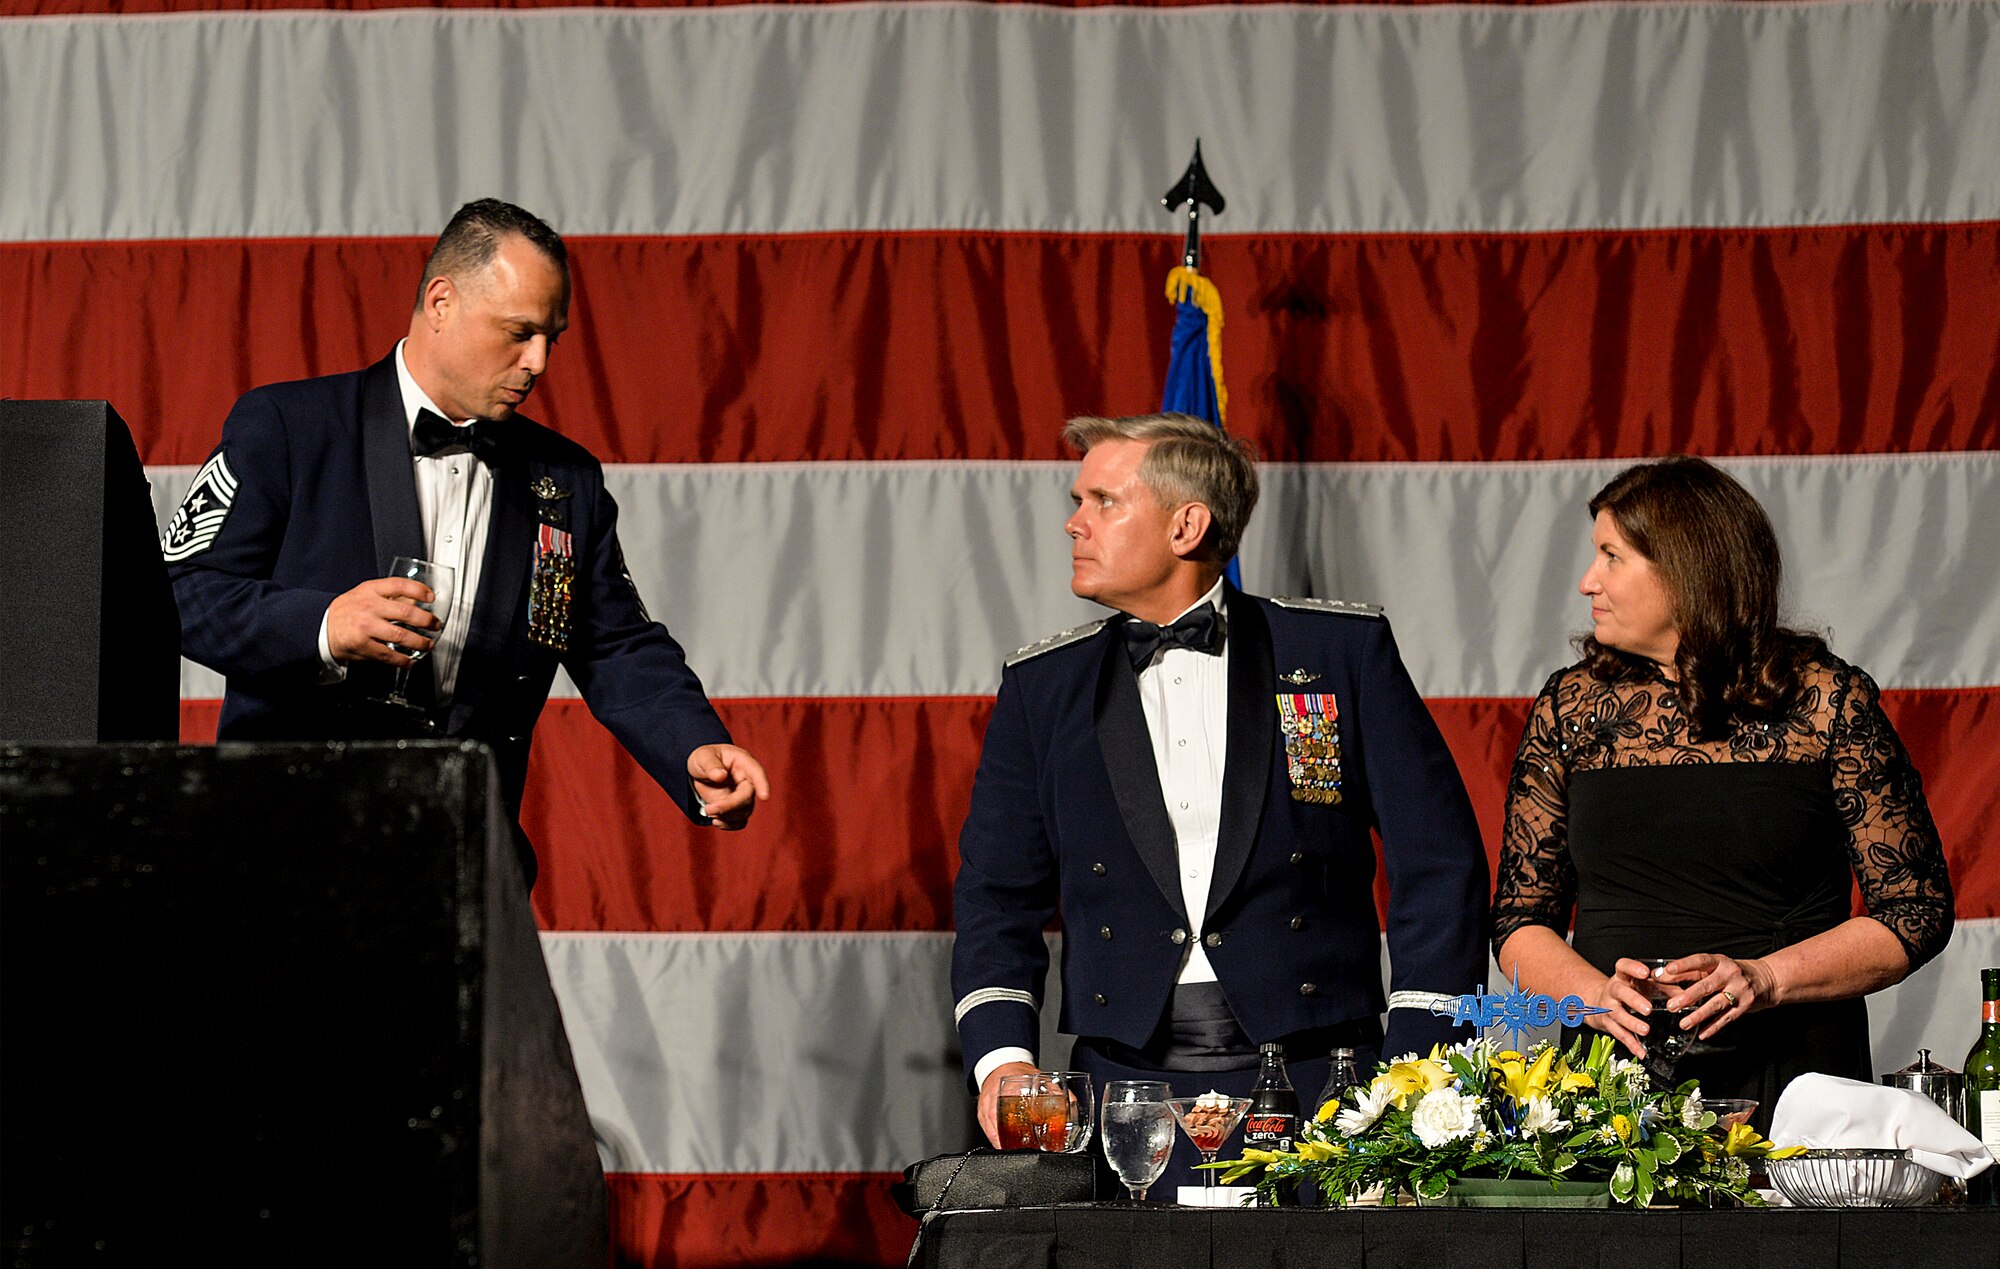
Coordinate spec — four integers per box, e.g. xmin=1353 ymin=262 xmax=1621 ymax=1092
xmin=1170 ymin=929 xmax=1187 ymax=945
xmin=1093 ymin=993 xmax=1107 ymax=1006
xmin=1099 ymin=925 xmax=1113 ymax=941
xmin=1290 ymin=851 xmax=1306 ymax=865
xmin=1091 ymin=863 xmax=1107 ymax=876
xmin=1299 ymin=983 xmax=1318 ymax=997
xmin=1290 ymin=916 xmax=1305 ymax=931
xmin=1203 ymin=932 xmax=1223 ymax=948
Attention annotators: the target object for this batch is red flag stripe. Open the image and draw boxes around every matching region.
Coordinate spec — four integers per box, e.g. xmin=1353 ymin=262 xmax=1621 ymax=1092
xmin=177 ymin=686 xmax=2000 ymax=932
xmin=10 ymin=227 xmax=1997 ymax=467
xmin=602 ymin=1172 xmax=914 ymax=1269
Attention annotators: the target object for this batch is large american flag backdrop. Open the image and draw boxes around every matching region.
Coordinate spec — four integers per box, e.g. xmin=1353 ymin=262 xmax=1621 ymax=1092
xmin=5 ymin=0 xmax=1998 ymax=1262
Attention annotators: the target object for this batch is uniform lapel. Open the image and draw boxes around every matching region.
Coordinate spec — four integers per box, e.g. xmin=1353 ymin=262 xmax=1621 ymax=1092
xmin=447 ymin=439 xmax=534 ymax=730
xmin=1093 ymin=627 xmax=1190 ymax=921
xmin=360 ymin=356 xmax=424 ymax=575
xmin=1204 ymin=587 xmax=1275 ymax=925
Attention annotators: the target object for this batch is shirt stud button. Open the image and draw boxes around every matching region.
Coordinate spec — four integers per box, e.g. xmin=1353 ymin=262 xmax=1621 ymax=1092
xmin=1099 ymin=925 xmax=1113 ymax=941
xmin=1091 ymin=862 xmax=1107 ymax=876
xmin=1290 ymin=851 xmax=1306 ymax=865
xmin=1299 ymin=983 xmax=1318 ymax=997
xmin=1290 ymin=916 xmax=1305 ymax=931
xmin=1093 ymin=993 xmax=1107 ymax=1006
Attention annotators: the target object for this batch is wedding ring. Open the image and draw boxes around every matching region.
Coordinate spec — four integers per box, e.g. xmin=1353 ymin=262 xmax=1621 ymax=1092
xmin=1722 ymin=989 xmax=1738 ymax=1008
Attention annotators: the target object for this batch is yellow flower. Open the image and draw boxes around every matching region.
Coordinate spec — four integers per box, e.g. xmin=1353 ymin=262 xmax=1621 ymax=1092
xmin=1239 ymin=1148 xmax=1289 ymax=1165
xmin=1611 ymin=1114 xmax=1634 ymax=1142
xmin=1767 ymin=1145 xmax=1808 ymax=1160
xmin=1497 ymin=1048 xmax=1557 ymax=1104
xmin=1722 ymin=1124 xmax=1790 ymax=1158
xmin=1296 ymin=1139 xmax=1345 ymax=1162
xmin=1378 ymin=1059 xmax=1453 ymax=1110
xmin=1316 ymin=1096 xmax=1343 ymax=1123
xmin=1557 ymin=1071 xmax=1596 ymax=1093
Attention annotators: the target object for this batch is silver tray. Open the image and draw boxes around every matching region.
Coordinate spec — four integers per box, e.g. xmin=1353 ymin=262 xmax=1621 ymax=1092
xmin=1763 ymin=1148 xmax=1943 ymax=1208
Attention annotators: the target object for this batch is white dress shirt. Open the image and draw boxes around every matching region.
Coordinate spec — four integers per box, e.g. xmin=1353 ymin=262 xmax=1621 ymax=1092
xmin=316 ymin=340 xmax=493 ymax=701
xmin=1137 ymin=576 xmax=1231 ymax=985
xmin=973 ymin=578 xmax=1232 ymax=1090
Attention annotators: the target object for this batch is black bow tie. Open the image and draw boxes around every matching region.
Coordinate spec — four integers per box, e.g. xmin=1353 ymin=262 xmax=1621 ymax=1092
xmin=412 ymin=408 xmax=506 ymax=464
xmin=1122 ymin=606 xmax=1224 ymax=671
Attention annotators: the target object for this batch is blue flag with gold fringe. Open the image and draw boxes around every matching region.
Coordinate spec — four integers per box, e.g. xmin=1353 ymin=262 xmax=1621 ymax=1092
xmin=1160 ymin=263 xmax=1237 ymax=585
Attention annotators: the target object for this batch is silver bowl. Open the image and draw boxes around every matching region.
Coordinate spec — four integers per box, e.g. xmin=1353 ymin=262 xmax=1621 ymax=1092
xmin=1764 ymin=1148 xmax=1944 ymax=1208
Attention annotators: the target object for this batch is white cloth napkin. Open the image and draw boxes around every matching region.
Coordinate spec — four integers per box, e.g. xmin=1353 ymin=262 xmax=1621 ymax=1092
xmin=1770 ymin=1073 xmax=1994 ymax=1179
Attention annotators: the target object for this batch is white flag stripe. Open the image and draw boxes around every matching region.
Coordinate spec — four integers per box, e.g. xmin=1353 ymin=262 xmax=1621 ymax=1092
xmin=8 ymin=3 xmax=2000 ymax=242
xmin=150 ymin=452 xmax=2000 ymax=701
xmin=540 ymin=921 xmax=2000 ymax=1175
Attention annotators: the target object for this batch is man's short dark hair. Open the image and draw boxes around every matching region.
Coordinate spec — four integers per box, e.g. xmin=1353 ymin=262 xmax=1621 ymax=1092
xmin=418 ymin=199 xmax=568 ymax=304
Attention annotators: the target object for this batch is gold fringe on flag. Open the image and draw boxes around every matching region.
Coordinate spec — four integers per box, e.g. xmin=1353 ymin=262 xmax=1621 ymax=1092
xmin=1164 ymin=264 xmax=1228 ymax=425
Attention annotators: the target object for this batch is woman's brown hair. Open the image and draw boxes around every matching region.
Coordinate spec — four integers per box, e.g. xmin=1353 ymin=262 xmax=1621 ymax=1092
xmin=1578 ymin=456 xmax=1828 ymax=741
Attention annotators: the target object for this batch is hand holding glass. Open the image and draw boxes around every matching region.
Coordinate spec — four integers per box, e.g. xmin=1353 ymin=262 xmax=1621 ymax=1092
xmin=1635 ymin=956 xmax=1693 ymax=1080
xmin=384 ymin=556 xmax=455 ymax=708
xmin=1100 ymin=1081 xmax=1174 ymax=1202
xmin=995 ymin=1073 xmax=1072 ymax=1151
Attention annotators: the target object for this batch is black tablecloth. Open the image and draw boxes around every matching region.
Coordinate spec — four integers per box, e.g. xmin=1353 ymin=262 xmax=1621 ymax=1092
xmin=915 ymin=1203 xmax=2000 ymax=1269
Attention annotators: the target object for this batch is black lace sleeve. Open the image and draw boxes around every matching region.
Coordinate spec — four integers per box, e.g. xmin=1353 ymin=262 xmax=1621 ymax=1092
xmin=1493 ymin=671 xmax=1578 ymax=960
xmin=1827 ymin=663 xmax=1955 ymax=970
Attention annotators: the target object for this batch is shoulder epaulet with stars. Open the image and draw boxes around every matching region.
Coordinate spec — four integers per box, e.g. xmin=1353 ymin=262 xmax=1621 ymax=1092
xmin=1005 ymin=618 xmax=1112 ymax=667
xmin=1270 ymin=596 xmax=1384 ymax=619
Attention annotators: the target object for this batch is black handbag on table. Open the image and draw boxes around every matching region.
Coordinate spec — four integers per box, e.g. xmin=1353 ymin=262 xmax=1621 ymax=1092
xmin=893 ymin=1147 xmax=1096 ymax=1215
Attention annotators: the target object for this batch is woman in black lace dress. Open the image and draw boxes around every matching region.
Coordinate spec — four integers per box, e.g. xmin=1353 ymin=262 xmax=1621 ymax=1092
xmin=1493 ymin=457 xmax=1953 ymax=1128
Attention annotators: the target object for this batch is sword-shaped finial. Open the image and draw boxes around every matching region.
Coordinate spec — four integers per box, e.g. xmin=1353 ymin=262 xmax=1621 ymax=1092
xmin=1160 ymin=140 xmax=1226 ymax=270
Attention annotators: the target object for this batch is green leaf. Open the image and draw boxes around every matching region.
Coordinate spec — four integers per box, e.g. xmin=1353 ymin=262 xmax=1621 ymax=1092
xmin=1652 ymin=1129 xmax=1684 ymax=1165
xmin=1416 ymin=1173 xmax=1450 ymax=1200
xmin=1552 ymin=1151 xmax=1578 ymax=1175
xmin=1633 ymin=1148 xmax=1656 ymax=1176
xmin=1632 ymin=1169 xmax=1656 ymax=1209
xmin=1609 ymin=1163 xmax=1635 ymax=1204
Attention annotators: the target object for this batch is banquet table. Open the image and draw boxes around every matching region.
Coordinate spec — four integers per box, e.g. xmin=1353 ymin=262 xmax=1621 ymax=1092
xmin=912 ymin=1202 xmax=2000 ymax=1269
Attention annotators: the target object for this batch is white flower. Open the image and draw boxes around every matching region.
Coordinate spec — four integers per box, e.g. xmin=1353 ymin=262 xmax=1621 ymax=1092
xmin=1577 ymin=1104 xmax=1597 ymax=1123
xmin=1335 ymin=1081 xmax=1394 ymax=1136
xmin=1410 ymin=1090 xmax=1483 ymax=1148
xmin=1517 ymin=1096 xmax=1570 ymax=1139
xmin=1680 ymin=1091 xmax=1707 ymax=1130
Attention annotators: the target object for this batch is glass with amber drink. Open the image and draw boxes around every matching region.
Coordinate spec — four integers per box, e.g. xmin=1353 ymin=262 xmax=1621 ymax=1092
xmin=996 ymin=1073 xmax=1073 ymax=1150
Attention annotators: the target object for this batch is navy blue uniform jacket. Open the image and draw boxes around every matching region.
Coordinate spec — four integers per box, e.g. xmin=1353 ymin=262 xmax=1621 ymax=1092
xmin=168 ymin=353 xmax=731 ymax=838
xmin=950 ymin=589 xmax=1490 ymax=1079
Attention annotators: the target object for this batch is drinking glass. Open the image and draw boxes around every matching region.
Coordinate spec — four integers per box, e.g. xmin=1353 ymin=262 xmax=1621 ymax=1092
xmin=995 ymin=1073 xmax=1042 ymax=1150
xmin=1165 ymin=1096 xmax=1250 ymax=1188
xmin=1636 ymin=956 xmax=1693 ymax=1083
xmin=384 ymin=556 xmax=455 ymax=708
xmin=1044 ymin=1071 xmax=1094 ymax=1153
xmin=1100 ymin=1081 xmax=1174 ymax=1202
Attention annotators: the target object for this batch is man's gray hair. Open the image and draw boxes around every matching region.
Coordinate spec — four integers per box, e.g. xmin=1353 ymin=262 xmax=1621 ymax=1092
xmin=1061 ymin=413 xmax=1260 ymax=562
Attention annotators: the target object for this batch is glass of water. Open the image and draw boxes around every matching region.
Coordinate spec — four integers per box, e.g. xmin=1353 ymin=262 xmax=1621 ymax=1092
xmin=1100 ymin=1080 xmax=1175 ymax=1202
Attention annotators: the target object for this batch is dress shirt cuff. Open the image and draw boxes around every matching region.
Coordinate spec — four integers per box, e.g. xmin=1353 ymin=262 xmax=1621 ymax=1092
xmin=973 ymin=1047 xmax=1037 ymax=1091
xmin=316 ymin=609 xmax=348 ymax=685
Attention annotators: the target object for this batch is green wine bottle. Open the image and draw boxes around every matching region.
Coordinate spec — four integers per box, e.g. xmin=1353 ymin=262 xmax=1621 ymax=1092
xmin=1966 ymin=967 xmax=2000 ymax=1206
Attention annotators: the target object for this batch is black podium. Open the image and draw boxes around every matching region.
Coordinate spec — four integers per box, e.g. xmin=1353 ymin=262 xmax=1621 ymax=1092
xmin=0 ymin=742 xmax=607 ymax=1267
xmin=0 ymin=401 xmax=179 ymax=744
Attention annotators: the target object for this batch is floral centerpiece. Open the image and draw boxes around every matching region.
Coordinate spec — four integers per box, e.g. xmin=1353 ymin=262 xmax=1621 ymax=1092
xmin=1209 ymin=1034 xmax=1802 ymax=1208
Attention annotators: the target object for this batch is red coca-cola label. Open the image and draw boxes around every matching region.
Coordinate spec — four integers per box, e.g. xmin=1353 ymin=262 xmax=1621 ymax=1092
xmin=1245 ymin=1113 xmax=1296 ymax=1138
